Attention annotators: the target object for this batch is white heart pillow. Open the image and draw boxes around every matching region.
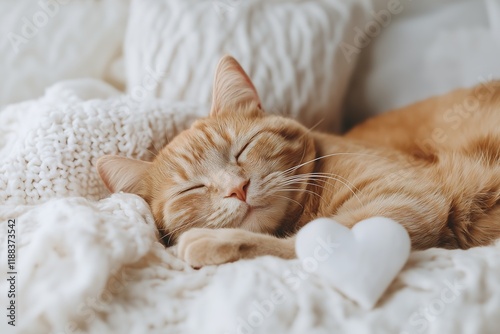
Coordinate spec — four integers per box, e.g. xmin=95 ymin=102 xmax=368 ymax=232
xmin=124 ymin=0 xmax=371 ymax=132
xmin=296 ymin=217 xmax=411 ymax=309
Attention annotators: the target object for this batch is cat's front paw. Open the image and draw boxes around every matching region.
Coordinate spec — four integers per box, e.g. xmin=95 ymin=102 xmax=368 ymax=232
xmin=177 ymin=228 xmax=251 ymax=268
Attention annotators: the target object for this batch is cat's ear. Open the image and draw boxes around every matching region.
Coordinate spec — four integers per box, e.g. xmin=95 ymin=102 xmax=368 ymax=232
xmin=210 ymin=55 xmax=262 ymax=117
xmin=96 ymin=155 xmax=151 ymax=194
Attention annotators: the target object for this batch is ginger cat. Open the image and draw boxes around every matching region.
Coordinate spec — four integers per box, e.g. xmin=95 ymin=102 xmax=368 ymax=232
xmin=97 ymin=56 xmax=500 ymax=268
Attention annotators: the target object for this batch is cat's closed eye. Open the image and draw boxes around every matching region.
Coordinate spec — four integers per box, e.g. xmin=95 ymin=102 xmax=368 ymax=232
xmin=235 ymin=141 xmax=251 ymax=161
xmin=179 ymin=184 xmax=205 ymax=194
xmin=235 ymin=132 xmax=262 ymax=161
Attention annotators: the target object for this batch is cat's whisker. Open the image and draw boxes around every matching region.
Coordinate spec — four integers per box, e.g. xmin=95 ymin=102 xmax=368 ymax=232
xmin=275 ymin=168 xmax=364 ymax=206
xmin=278 ymin=179 xmax=333 ymax=194
xmin=298 ymin=118 xmax=324 ymax=140
xmin=272 ymin=188 xmax=326 ymax=203
xmin=146 ymin=148 xmax=157 ymax=159
xmin=269 ymin=194 xmax=304 ymax=209
xmin=277 ymin=181 xmax=335 ymax=204
xmin=282 ymin=173 xmax=362 ymax=202
xmin=282 ymin=172 xmax=360 ymax=193
xmin=280 ymin=177 xmax=363 ymax=206
xmin=280 ymin=152 xmax=400 ymax=177
xmin=283 ymin=173 xmax=354 ymax=186
xmin=286 ymin=171 xmax=360 ymax=191
xmin=278 ymin=177 xmax=332 ymax=189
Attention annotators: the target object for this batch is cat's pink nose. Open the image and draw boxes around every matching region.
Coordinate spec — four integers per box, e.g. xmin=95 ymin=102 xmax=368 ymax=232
xmin=225 ymin=178 xmax=249 ymax=202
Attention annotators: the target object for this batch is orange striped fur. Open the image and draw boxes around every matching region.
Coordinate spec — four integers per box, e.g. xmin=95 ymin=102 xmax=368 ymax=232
xmin=97 ymin=56 xmax=500 ymax=267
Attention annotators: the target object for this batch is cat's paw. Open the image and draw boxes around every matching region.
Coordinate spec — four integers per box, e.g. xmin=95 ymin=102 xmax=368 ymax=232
xmin=177 ymin=228 xmax=251 ymax=268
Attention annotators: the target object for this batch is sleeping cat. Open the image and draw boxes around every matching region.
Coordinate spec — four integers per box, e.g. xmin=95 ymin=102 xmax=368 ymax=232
xmin=97 ymin=55 xmax=500 ymax=267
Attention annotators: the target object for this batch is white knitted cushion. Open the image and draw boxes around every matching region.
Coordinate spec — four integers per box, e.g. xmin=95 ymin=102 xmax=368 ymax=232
xmin=124 ymin=0 xmax=370 ymax=132
xmin=0 ymin=79 xmax=205 ymax=205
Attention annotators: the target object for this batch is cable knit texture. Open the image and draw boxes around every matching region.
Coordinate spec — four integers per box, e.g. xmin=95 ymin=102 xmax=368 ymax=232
xmin=0 ymin=80 xmax=204 ymax=205
xmin=1 ymin=80 xmax=500 ymax=334
xmin=124 ymin=0 xmax=370 ymax=132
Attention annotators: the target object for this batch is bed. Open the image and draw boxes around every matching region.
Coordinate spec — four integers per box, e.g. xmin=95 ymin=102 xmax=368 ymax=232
xmin=1 ymin=0 xmax=499 ymax=333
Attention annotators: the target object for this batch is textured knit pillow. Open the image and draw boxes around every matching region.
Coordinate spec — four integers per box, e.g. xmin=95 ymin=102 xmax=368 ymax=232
xmin=0 ymin=79 xmax=205 ymax=205
xmin=124 ymin=0 xmax=370 ymax=132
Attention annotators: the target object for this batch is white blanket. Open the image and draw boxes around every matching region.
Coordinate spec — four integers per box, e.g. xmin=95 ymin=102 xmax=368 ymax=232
xmin=1 ymin=81 xmax=499 ymax=334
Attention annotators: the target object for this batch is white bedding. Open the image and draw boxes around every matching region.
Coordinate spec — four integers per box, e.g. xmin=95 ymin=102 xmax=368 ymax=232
xmin=1 ymin=81 xmax=500 ymax=334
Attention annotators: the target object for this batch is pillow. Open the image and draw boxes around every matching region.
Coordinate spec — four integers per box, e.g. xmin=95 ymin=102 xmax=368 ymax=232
xmin=0 ymin=79 xmax=205 ymax=205
xmin=344 ymin=0 xmax=500 ymax=128
xmin=124 ymin=0 xmax=371 ymax=132
xmin=0 ymin=0 xmax=129 ymax=108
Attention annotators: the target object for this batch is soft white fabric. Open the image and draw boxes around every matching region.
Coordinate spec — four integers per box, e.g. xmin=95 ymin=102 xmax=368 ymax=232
xmin=124 ymin=0 xmax=371 ymax=132
xmin=0 ymin=0 xmax=129 ymax=108
xmin=345 ymin=0 xmax=500 ymax=126
xmin=0 ymin=80 xmax=205 ymax=205
xmin=1 ymin=81 xmax=500 ymax=334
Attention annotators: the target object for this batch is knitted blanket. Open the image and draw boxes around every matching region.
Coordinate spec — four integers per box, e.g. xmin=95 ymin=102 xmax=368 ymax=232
xmin=1 ymin=80 xmax=499 ymax=334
